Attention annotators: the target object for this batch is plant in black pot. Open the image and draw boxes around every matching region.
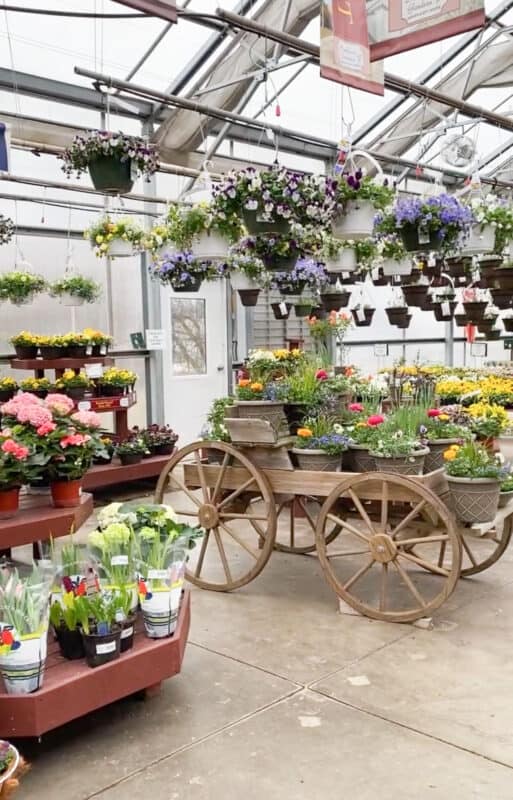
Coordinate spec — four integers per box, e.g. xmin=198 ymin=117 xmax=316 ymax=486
xmin=351 ymin=303 xmax=375 ymax=327
xmin=273 ymin=258 xmax=326 ymax=297
xmin=0 ymin=377 xmax=18 ymax=403
xmin=271 ymin=299 xmax=292 ymax=319
xmin=150 ymin=249 xmax=223 ymax=292
xmin=10 ymin=331 xmax=39 ymax=360
xmin=97 ymin=367 xmax=137 ymax=398
xmin=55 ymin=369 xmax=91 ymax=402
xmin=19 ymin=376 xmax=52 ymax=399
xmin=319 ymin=285 xmax=351 ymax=312
xmin=50 ymin=593 xmax=85 ymax=661
xmin=294 ymin=296 xmax=315 ymax=318
xmin=75 ymin=593 xmax=122 ymax=669
xmin=227 ymin=254 xmax=267 ymax=307
xmin=376 ymin=194 xmax=472 ymax=253
xmin=50 ymin=275 xmax=101 ymax=307
xmin=115 ymin=437 xmax=148 ymax=466
xmin=282 ymin=363 xmax=323 ymax=434
xmin=93 ymin=436 xmax=115 ymax=464
xmin=141 ymin=424 xmax=179 ymax=456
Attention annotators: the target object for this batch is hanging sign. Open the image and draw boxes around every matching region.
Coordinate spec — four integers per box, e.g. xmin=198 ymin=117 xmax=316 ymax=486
xmin=320 ymin=1 xmax=384 ymax=96
xmin=145 ymin=329 xmax=166 ymax=350
xmin=114 ymin=1 xmax=177 ymax=21
xmin=0 ymin=123 xmax=10 ymax=172
xmin=471 ymin=341 xmax=487 ymax=358
xmin=367 ymin=0 xmax=485 ymax=61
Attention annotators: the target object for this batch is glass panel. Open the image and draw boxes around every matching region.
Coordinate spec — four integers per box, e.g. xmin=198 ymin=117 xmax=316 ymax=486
xmin=171 ymin=298 xmax=206 ymax=376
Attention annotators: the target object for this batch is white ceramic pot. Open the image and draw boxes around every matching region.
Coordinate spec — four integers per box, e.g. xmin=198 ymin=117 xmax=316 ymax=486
xmin=460 ymin=224 xmax=495 ymax=257
xmin=332 ymin=200 xmax=376 ymax=241
xmin=108 ymin=238 xmax=134 ymax=258
xmin=230 ymin=272 xmax=258 ymax=291
xmin=0 ymin=628 xmax=47 ymax=694
xmin=381 ymin=257 xmax=413 ymax=277
xmin=325 ymin=248 xmax=357 ymax=273
xmin=193 ymin=230 xmax=229 ymax=261
xmin=59 ymin=292 xmax=85 ymax=307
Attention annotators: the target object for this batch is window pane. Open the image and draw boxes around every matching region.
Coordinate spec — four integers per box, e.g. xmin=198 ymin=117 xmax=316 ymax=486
xmin=171 ymin=298 xmax=206 ymax=376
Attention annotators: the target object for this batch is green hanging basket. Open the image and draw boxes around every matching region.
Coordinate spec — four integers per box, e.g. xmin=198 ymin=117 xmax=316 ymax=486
xmin=88 ymin=155 xmax=134 ymax=195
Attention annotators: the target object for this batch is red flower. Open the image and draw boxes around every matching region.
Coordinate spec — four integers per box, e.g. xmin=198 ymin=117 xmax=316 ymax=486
xmin=427 ymin=408 xmax=441 ymax=418
xmin=349 ymin=402 xmax=364 ymax=413
xmin=367 ymin=414 xmax=385 ymax=426
xmin=315 ymin=369 xmax=329 ymax=381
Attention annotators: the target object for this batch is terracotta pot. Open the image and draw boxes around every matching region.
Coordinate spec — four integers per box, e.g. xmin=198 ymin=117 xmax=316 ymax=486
xmin=50 ymin=479 xmax=82 ymax=508
xmin=0 ymin=486 xmax=20 ymax=519
xmin=446 ymin=475 xmax=500 ymax=523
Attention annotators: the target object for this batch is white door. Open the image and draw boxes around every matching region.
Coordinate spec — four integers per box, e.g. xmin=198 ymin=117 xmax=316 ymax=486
xmin=162 ymin=280 xmax=228 ymax=445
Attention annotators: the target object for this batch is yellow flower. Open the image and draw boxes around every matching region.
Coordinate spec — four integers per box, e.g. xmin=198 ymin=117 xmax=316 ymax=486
xmin=100 ymin=243 xmax=108 ymax=252
xmin=443 ymin=449 xmax=458 ymax=461
xmin=250 ymin=382 xmax=263 ymax=392
xmin=95 ymin=234 xmax=104 ymax=244
xmin=438 ymin=414 xmax=450 ymax=421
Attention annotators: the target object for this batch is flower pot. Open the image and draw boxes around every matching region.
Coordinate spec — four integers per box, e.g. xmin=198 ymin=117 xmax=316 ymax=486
xmin=0 ymin=629 xmax=47 ymax=694
xmin=39 ymin=346 xmax=63 ymax=360
xmin=372 ymin=447 xmax=429 ymax=476
xmin=492 ymin=267 xmax=513 ymax=291
xmin=351 ymin=307 xmax=375 ymax=327
xmin=498 ymin=434 xmax=513 ymax=461
xmin=65 ymin=387 xmax=86 ymax=401
xmin=332 ymin=200 xmax=376 ymax=240
xmin=499 ymin=490 xmax=513 ymax=508
xmin=98 ymin=384 xmax=122 ymax=397
xmin=67 ymin=345 xmax=88 ymax=359
xmin=310 ymin=305 xmax=326 ymax=319
xmin=192 ymin=230 xmax=228 ymax=261
xmin=325 ymin=248 xmax=357 ymax=273
xmin=237 ymin=289 xmax=259 ymax=306
xmin=242 ymin=208 xmax=291 ymax=236
xmin=454 ymin=313 xmax=468 ymax=327
xmin=0 ymin=388 xmax=16 ymax=403
xmin=154 ymin=442 xmax=176 ymax=456
xmin=490 ymin=288 xmax=512 ymax=309
xmin=372 ymin=269 xmax=389 ymax=286
xmin=461 ymin=224 xmax=495 ymax=257
xmin=0 ymin=741 xmax=20 ymax=785
xmin=13 ymin=344 xmax=37 ymax=359
xmin=348 ymin=444 xmax=376 ymax=473
xmin=446 ymin=475 xmax=500 ymax=523
xmin=0 ymin=486 xmax=20 ymax=519
xmin=54 ymin=625 xmax=85 ymax=661
xmin=294 ymin=303 xmax=313 ymax=318
xmin=381 ymin=257 xmax=412 ymax=277
xmin=433 ymin=301 xmax=457 ymax=321
xmin=50 ymin=479 xmax=82 ymax=508
xmin=280 ymin=281 xmax=306 ymax=296
xmin=264 ymin=255 xmax=296 ymax=272
xmin=10 ymin=293 xmax=35 ymax=306
xmin=171 ymin=276 xmax=203 ymax=292
xmin=284 ymin=403 xmax=310 ymax=435
xmin=401 ymin=224 xmax=441 ymax=252
xmin=119 ymin=452 xmax=143 ymax=466
xmin=81 ymin=626 xmax=121 ymax=668
xmin=230 ymin=272 xmax=257 ymax=291
xmin=385 ymin=306 xmax=408 ymax=325
xmin=502 ymin=317 xmax=513 ymax=332
xmin=29 ymin=388 xmax=48 ymax=399
xmin=463 ymin=301 xmax=487 ymax=323
xmin=236 ymin=400 xmax=285 ymax=433
xmin=485 ymin=328 xmax=502 ymax=340
xmin=58 ymin=292 xmax=86 ymax=307
xmin=88 ymin=154 xmax=133 ymax=195
xmin=141 ymin=590 xmax=180 ymax=638
xmin=424 ymin=439 xmax=461 ymax=473
xmin=91 ymin=343 xmax=110 ymax=356
xmin=271 ymin=301 xmax=292 ymax=320
xmin=402 ymin=284 xmax=429 ymax=307
xmin=320 ymin=291 xmax=351 ymax=311
xmin=120 ymin=615 xmax=136 ymax=653
xmin=291 ymin=448 xmax=341 ymax=472
xmin=396 ymin=314 xmax=412 ymax=329
xmin=108 ymin=238 xmax=134 ymax=258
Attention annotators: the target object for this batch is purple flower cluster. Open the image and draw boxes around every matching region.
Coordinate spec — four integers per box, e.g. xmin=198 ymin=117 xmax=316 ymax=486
xmin=301 ymin=433 xmax=349 ymax=454
xmin=393 ymin=194 xmax=472 ymax=234
xmin=150 ymin=250 xmax=218 ymax=288
xmin=272 ymin=258 xmax=327 ymax=292
xmin=61 ymin=130 xmax=159 ymax=179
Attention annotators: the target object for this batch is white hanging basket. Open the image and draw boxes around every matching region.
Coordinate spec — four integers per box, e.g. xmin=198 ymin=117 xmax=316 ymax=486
xmin=332 ymin=200 xmax=376 ymax=241
xmin=382 ymin=257 xmax=413 ymax=277
xmin=141 ymin=587 xmax=182 ymax=638
xmin=192 ymin=230 xmax=229 ymax=261
xmin=230 ymin=272 xmax=259 ymax=291
xmin=325 ymin=248 xmax=358 ymax=273
xmin=0 ymin=628 xmax=47 ymax=694
xmin=108 ymin=238 xmax=134 ymax=258
xmin=460 ymin=224 xmax=496 ymax=257
xmin=59 ymin=292 xmax=86 ymax=307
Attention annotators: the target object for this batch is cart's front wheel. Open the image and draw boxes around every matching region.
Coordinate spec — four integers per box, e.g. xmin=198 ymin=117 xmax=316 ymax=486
xmin=155 ymin=441 xmax=276 ymax=591
xmin=315 ymin=472 xmax=462 ymax=623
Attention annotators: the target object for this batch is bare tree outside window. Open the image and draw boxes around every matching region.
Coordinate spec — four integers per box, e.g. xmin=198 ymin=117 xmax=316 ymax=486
xmin=171 ymin=298 xmax=207 ymax=376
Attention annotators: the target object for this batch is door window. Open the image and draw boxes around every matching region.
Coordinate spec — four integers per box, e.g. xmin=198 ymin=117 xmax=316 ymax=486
xmin=170 ymin=298 xmax=207 ymax=376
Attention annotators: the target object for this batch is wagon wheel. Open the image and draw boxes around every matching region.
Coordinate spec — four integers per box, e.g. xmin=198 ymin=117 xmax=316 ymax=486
xmin=154 ymin=441 xmax=276 ymax=591
xmin=315 ymin=472 xmax=462 ymax=623
xmin=409 ymin=514 xmax=513 ymax=578
xmin=248 ymin=495 xmax=342 ymax=554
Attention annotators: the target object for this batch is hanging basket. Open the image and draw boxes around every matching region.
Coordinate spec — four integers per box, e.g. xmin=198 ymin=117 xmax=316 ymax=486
xmin=280 ymin=281 xmax=306 ymax=296
xmin=454 ymin=313 xmax=468 ymax=327
xmin=320 ymin=291 xmax=351 ymax=311
xmin=485 ymin=328 xmax=502 ymax=340
xmin=0 ymin=628 xmax=47 ymax=694
xmin=503 ymin=317 xmax=513 ymax=332
xmin=396 ymin=313 xmax=412 ymax=329
xmin=491 ymin=288 xmax=513 ymax=309
xmin=242 ymin=208 xmax=291 ymax=236
xmin=371 ymin=268 xmax=389 ymax=286
xmin=433 ymin=301 xmax=457 ymax=321
xmin=460 ymin=223 xmax=496 ymax=257
xmin=381 ymin=258 xmax=413 ymax=277
xmin=294 ymin=302 xmax=313 ymax=318
xmin=238 ymin=289 xmax=260 ymax=307
xmin=462 ymin=301 xmax=487 ymax=323
xmin=263 ymin=255 xmax=296 ymax=272
xmin=402 ymin=284 xmax=429 ymax=307
xmin=332 ymin=200 xmax=376 ymax=241
xmin=88 ymin=155 xmax=134 ymax=195
xmin=492 ymin=266 xmax=513 ymax=291
xmin=171 ymin=276 xmax=203 ymax=293
xmin=401 ymin=224 xmax=441 ymax=252
xmin=192 ymin=230 xmax=229 ymax=261
xmin=325 ymin=248 xmax=358 ymax=273
xmin=271 ymin=301 xmax=292 ymax=319
xmin=385 ymin=306 xmax=408 ymax=325
xmin=351 ymin=307 xmax=375 ymax=327
xmin=59 ymin=292 xmax=86 ymax=307
xmin=108 ymin=239 xmax=134 ymax=258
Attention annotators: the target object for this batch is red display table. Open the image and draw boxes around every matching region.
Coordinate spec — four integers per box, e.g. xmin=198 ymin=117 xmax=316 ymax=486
xmin=0 ymin=492 xmax=93 ymax=552
xmin=83 ymin=453 xmax=172 ymax=490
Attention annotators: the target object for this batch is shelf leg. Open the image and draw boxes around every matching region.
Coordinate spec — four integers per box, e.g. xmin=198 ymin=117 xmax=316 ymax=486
xmin=144 ymin=682 xmax=162 ymax=699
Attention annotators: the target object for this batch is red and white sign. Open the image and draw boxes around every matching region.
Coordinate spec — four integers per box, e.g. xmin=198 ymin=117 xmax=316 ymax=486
xmin=115 ymin=1 xmax=177 ymax=22
xmin=320 ymin=0 xmax=384 ymax=96
xmin=367 ymin=0 xmax=485 ymax=61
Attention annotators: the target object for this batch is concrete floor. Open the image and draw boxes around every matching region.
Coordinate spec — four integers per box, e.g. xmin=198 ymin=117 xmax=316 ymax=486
xmin=13 ymin=491 xmax=513 ymax=800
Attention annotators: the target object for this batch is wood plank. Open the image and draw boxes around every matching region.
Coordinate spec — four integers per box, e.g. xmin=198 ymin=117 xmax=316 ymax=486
xmin=0 ymin=591 xmax=190 ymax=738
xmin=0 ymin=493 xmax=93 ymax=549
xmin=83 ymin=454 xmax=173 ymax=490
xmin=9 ymin=357 xmax=114 ymax=370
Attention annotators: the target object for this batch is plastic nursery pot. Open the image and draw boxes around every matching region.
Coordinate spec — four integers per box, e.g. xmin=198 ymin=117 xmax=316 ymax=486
xmin=291 ymin=448 xmax=341 ymax=472
xmin=371 ymin=269 xmax=389 ymax=286
xmin=401 ymin=284 xmax=429 ymax=307
xmin=385 ymin=307 xmax=408 ymax=325
xmin=242 ymin=208 xmax=291 ymax=236
xmin=454 ymin=313 xmax=468 ymax=327
xmin=264 ymin=255 xmax=296 ymax=272
xmin=280 ymin=281 xmax=306 ymax=296
xmin=294 ymin=303 xmax=313 ymax=318
xmin=0 ymin=486 xmax=20 ymax=520
xmin=396 ymin=314 xmax=413 ymax=329
xmin=503 ymin=318 xmax=513 ymax=332
xmin=462 ymin=301 xmax=487 ymax=322
xmin=66 ymin=345 xmax=88 ymax=359
xmin=154 ymin=442 xmax=176 ymax=456
xmin=0 ymin=388 xmax=16 ymax=403
xmin=91 ymin=343 xmax=109 ymax=356
xmin=492 ymin=267 xmax=513 ymax=291
xmin=310 ymin=305 xmax=326 ymax=319
xmin=433 ymin=302 xmax=457 ymax=321
xmin=486 ymin=329 xmax=502 ymax=341
xmin=98 ymin=384 xmax=123 ymax=397
xmin=50 ymin=479 xmax=82 ymax=508
xmin=0 ymin=629 xmax=47 ymax=694
xmin=65 ymin=387 xmax=87 ymax=401
xmin=119 ymin=452 xmax=143 ymax=466
xmin=320 ymin=291 xmax=351 ymax=311
xmin=120 ymin=615 xmax=136 ymax=653
xmin=13 ymin=344 xmax=38 ymax=359
xmin=238 ymin=289 xmax=260 ymax=307
xmin=446 ymin=476 xmax=500 ymax=524
xmin=491 ymin=289 xmax=513 ymax=310
xmin=54 ymin=625 xmax=85 ymax=661
xmin=88 ymin=154 xmax=134 ymax=195
xmin=351 ymin=308 xmax=375 ymax=327
xmin=39 ymin=346 xmax=64 ymax=360
xmin=400 ymin=224 xmax=441 ymax=252
xmin=331 ymin=200 xmax=376 ymax=240
xmin=81 ymin=626 xmax=121 ymax=668
xmin=271 ymin=302 xmax=292 ymax=320
xmin=284 ymin=403 xmax=311 ymax=435
xmin=171 ymin=276 xmax=202 ymax=292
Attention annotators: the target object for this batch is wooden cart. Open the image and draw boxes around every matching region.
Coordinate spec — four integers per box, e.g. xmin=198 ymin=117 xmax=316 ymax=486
xmin=154 ymin=417 xmax=513 ymax=623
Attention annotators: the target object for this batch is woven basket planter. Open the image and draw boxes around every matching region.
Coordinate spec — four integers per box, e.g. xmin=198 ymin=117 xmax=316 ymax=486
xmin=446 ymin=475 xmax=500 ymax=524
xmin=424 ymin=439 xmax=460 ymax=473
xmin=348 ymin=444 xmax=376 ymax=473
xmin=291 ymin=448 xmax=341 ymax=472
xmin=235 ymin=400 xmax=285 ymax=434
xmin=372 ymin=447 xmax=429 ymax=476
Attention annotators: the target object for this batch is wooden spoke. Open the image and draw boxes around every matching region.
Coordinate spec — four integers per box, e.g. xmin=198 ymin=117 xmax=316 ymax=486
xmin=381 ymin=480 xmax=389 ymax=531
xmin=391 ymin=499 xmax=427 ymax=539
xmin=194 ymin=530 xmax=210 ymax=578
xmin=217 ymin=520 xmax=259 ymax=560
xmin=297 ymin=497 xmax=317 ymax=532
xmin=213 ymin=527 xmax=233 ymax=584
xmin=397 ymin=550 xmax=449 ymax=578
xmin=211 ymin=452 xmax=230 ymax=504
xmin=327 ymin=513 xmax=370 ymax=543
xmin=194 ymin=451 xmax=210 ymax=502
xmin=168 ymin=474 xmax=202 ymax=508
xmin=437 ymin=540 xmax=447 ymax=568
xmin=396 ymin=533 xmax=449 ymax=547
xmin=219 ymin=512 xmax=268 ymax=521
xmin=325 ymin=549 xmax=370 ymax=558
xmin=461 ymin=536 xmax=478 ymax=567
xmin=343 ymin=558 xmax=374 ymax=592
xmin=171 ymin=509 xmax=201 ymax=517
xmin=380 ymin=563 xmax=388 ymax=612
xmin=348 ymin=489 xmax=375 ymax=535
xmin=217 ymin=476 xmax=256 ymax=510
xmin=392 ymin=559 xmax=427 ymax=608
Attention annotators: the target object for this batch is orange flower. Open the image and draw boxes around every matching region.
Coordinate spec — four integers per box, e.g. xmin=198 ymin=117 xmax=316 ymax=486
xmin=250 ymin=382 xmax=263 ymax=392
xmin=297 ymin=428 xmax=313 ymax=438
xmin=345 ymin=367 xmax=354 ymax=377
xmin=238 ymin=379 xmax=250 ymax=387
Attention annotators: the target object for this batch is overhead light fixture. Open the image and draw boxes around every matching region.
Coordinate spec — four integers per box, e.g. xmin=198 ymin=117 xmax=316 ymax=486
xmin=114 ymin=1 xmax=177 ymax=22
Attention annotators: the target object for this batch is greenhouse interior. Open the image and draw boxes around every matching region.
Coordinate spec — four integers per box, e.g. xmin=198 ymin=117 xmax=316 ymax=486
xmin=3 ymin=0 xmax=513 ymax=797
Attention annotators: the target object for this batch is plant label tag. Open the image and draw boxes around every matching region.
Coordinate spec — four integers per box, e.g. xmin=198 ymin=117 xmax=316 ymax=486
xmin=279 ymin=301 xmax=288 ymax=316
xmin=458 ymin=275 xmax=466 ymax=284
xmin=342 ymin=272 xmax=350 ymax=280
xmin=121 ymin=626 xmax=134 ymax=639
xmin=417 ymin=224 xmax=430 ymax=245
xmin=393 ymin=275 xmax=401 ymax=284
xmin=86 ymin=345 xmax=93 ymax=356
xmin=148 ymin=569 xmax=169 ymax=580
xmin=97 ymin=622 xmax=109 ymax=635
xmin=356 ymin=308 xmax=366 ymax=322
xmin=371 ymin=267 xmax=380 ymax=280
xmin=85 ymin=363 xmax=103 ymax=379
xmin=111 ymin=555 xmax=128 ymax=566
xmin=96 ymin=640 xmax=116 ymax=654
xmin=120 ymin=397 xmax=129 ymax=407
xmin=442 ymin=302 xmax=450 ymax=316
xmin=100 ymin=344 xmax=107 ymax=355
xmin=77 ymin=400 xmax=91 ymax=411
xmin=427 ymin=253 xmax=436 ymax=267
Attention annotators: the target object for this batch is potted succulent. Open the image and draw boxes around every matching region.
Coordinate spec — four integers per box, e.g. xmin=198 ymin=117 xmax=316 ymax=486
xmin=19 ymin=377 xmax=51 ymax=399
xmin=115 ymin=437 xmax=147 ymax=465
xmin=369 ymin=424 xmax=429 ymax=475
xmin=165 ymin=202 xmax=242 ymax=261
xmin=0 ymin=565 xmax=52 ymax=694
xmin=351 ymin=303 xmax=375 ymax=327
xmin=0 ymin=431 xmax=32 ymax=519
xmin=291 ymin=415 xmax=349 ymax=471
xmin=85 ymin=215 xmax=145 ymax=258
xmin=56 ymin=369 xmax=91 ymax=401
xmin=150 ymin=249 xmax=221 ymax=292
xmin=50 ymin=275 xmax=101 ymax=306
xmin=227 ymin=254 xmax=267 ymax=306
xmin=332 ymin=172 xmax=393 ymax=240
xmin=235 ymin=379 xmax=286 ymax=432
xmin=49 ymin=592 xmax=85 ymax=661
xmin=0 ymin=377 xmax=17 ymax=403
xmin=444 ymin=439 xmax=503 ymax=523
xmin=97 ymin=367 xmax=137 ymax=397
xmin=61 ymin=129 xmax=158 ymax=194
xmin=10 ymin=331 xmax=39 ymax=360
xmin=499 ymin=471 xmax=513 ymax=507
xmin=377 ymin=193 xmax=472 ymax=252
xmin=0 ymin=271 xmax=46 ymax=305
xmin=0 ymin=215 xmax=14 ymax=245
xmin=421 ymin=409 xmax=469 ymax=472
xmin=74 ymin=593 xmax=122 ymax=669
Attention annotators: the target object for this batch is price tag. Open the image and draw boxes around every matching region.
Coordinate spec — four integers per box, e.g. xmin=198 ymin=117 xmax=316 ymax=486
xmin=120 ymin=396 xmax=129 ymax=408
xmin=471 ymin=342 xmax=487 ymax=358
xmin=85 ymin=363 xmax=104 ymax=379
xmin=96 ymin=641 xmax=117 ymax=655
xmin=441 ymin=302 xmax=450 ymax=316
xmin=148 ymin=569 xmax=169 ymax=580
xmin=100 ymin=344 xmax=107 ymax=355
xmin=374 ymin=344 xmax=389 ymax=357
xmin=342 ymin=271 xmax=350 ymax=280
xmin=86 ymin=345 xmax=93 ymax=356
xmin=458 ymin=276 xmax=466 ymax=284
xmin=77 ymin=400 xmax=91 ymax=411
xmin=111 ymin=555 xmax=128 ymax=566
xmin=356 ymin=308 xmax=366 ymax=322
xmin=279 ymin=301 xmax=288 ymax=316
xmin=427 ymin=253 xmax=436 ymax=267
xmin=417 ymin=224 xmax=430 ymax=245
xmin=371 ymin=267 xmax=380 ymax=280
xmin=121 ymin=626 xmax=134 ymax=639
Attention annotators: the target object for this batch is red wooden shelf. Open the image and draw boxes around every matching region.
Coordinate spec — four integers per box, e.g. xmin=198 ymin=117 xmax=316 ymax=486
xmin=83 ymin=453 xmax=171 ymax=490
xmin=0 ymin=591 xmax=191 ymax=738
xmin=0 ymin=492 xmax=93 ymax=550
xmin=10 ymin=357 xmax=114 ymax=371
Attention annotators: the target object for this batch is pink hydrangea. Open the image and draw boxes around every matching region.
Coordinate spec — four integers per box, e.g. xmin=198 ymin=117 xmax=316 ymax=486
xmin=60 ymin=433 xmax=91 ymax=448
xmin=45 ymin=394 xmax=75 ymax=415
xmin=36 ymin=422 xmax=57 ymax=436
xmin=1 ymin=439 xmax=29 ymax=460
xmin=16 ymin=405 xmax=53 ymax=428
xmin=71 ymin=410 xmax=102 ymax=429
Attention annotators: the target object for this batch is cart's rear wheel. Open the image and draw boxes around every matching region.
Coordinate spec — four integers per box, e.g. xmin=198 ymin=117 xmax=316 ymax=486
xmin=155 ymin=441 xmax=276 ymax=591
xmin=248 ymin=495 xmax=341 ymax=554
xmin=315 ymin=472 xmax=462 ymax=623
